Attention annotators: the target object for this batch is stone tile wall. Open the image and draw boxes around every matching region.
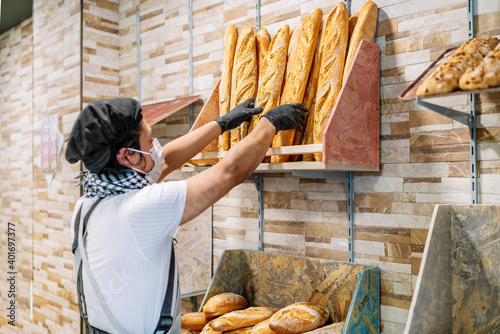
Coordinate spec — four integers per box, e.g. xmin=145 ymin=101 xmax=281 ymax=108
xmin=0 ymin=0 xmax=499 ymax=332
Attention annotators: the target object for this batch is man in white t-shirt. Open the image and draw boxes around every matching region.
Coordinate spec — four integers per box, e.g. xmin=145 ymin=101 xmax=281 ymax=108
xmin=65 ymin=97 xmax=306 ymax=333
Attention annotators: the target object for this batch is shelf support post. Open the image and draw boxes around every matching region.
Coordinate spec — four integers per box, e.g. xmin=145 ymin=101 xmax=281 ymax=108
xmin=247 ymin=173 xmax=264 ymax=251
xmin=468 ymin=0 xmax=478 ymax=204
xmin=293 ymin=171 xmax=355 ymax=263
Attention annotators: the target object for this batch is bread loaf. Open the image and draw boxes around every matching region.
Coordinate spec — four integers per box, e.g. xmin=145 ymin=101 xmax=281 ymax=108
xmin=201 ymin=319 xmax=222 ymax=333
xmin=203 ymin=292 xmax=248 ymax=317
xmin=211 ymin=306 xmax=278 ymax=332
xmin=300 ymin=20 xmax=325 ymax=162
xmin=256 ymin=27 xmax=271 ymax=84
xmin=182 ymin=312 xmax=214 ymax=330
xmin=248 ymin=25 xmax=291 ymax=133
xmin=301 ymin=321 xmax=345 ymax=334
xmin=226 ymin=327 xmax=255 ymax=334
xmin=283 ymin=24 xmax=303 ymax=81
xmin=229 ymin=25 xmax=258 ymax=147
xmin=252 ymin=318 xmax=277 ymax=334
xmin=347 ymin=13 xmax=359 ymax=48
xmin=272 ymin=9 xmax=322 ymax=163
xmin=343 ymin=1 xmax=378 ymax=81
xmin=219 ymin=25 xmax=238 ymax=152
xmin=268 ymin=303 xmax=329 ymax=334
xmin=417 ymin=35 xmax=499 ymax=96
xmin=184 ymin=331 xmax=202 ymax=334
xmin=460 ymin=43 xmax=500 ymax=90
xmin=313 ymin=2 xmax=349 ymax=161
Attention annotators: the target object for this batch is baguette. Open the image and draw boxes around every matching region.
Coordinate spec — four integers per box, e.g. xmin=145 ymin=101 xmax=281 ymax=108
xmin=268 ymin=303 xmax=329 ymax=334
xmin=226 ymin=327 xmax=255 ymax=334
xmin=313 ymin=2 xmax=349 ymax=161
xmin=211 ymin=306 xmax=278 ymax=332
xmin=251 ymin=318 xmax=277 ymax=334
xmin=459 ymin=44 xmax=500 ymax=90
xmin=343 ymin=1 xmax=378 ymax=81
xmin=272 ymin=9 xmax=322 ymax=163
xmin=248 ymin=25 xmax=291 ymax=133
xmin=256 ymin=27 xmax=271 ymax=84
xmin=182 ymin=312 xmax=214 ymax=330
xmin=300 ymin=20 xmax=325 ymax=162
xmin=417 ymin=35 xmax=499 ymax=96
xmin=301 ymin=321 xmax=345 ymax=334
xmin=201 ymin=319 xmax=222 ymax=334
xmin=347 ymin=13 xmax=359 ymax=48
xmin=219 ymin=25 xmax=238 ymax=152
xmin=203 ymin=293 xmax=248 ymax=317
xmin=229 ymin=25 xmax=258 ymax=147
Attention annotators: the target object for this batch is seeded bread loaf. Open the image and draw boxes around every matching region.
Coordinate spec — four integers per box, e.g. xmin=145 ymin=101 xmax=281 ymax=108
xmin=343 ymin=0 xmax=378 ymax=81
xmin=268 ymin=303 xmax=329 ymax=334
xmin=203 ymin=293 xmax=248 ymax=317
xmin=182 ymin=312 xmax=214 ymax=330
xmin=249 ymin=25 xmax=291 ymax=133
xmin=313 ymin=2 xmax=349 ymax=161
xmin=219 ymin=25 xmax=238 ymax=152
xmin=272 ymin=9 xmax=322 ymax=163
xmin=211 ymin=306 xmax=278 ymax=332
xmin=229 ymin=25 xmax=258 ymax=147
xmin=459 ymin=43 xmax=500 ymax=90
xmin=417 ymin=35 xmax=499 ymax=96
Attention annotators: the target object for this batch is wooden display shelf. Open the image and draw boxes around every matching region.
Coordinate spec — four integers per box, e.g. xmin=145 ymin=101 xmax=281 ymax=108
xmin=201 ymin=249 xmax=380 ymax=333
xmin=185 ymin=39 xmax=380 ymax=173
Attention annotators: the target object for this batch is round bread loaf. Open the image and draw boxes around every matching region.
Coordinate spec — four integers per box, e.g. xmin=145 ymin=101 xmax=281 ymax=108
xmin=211 ymin=306 xmax=278 ymax=332
xmin=181 ymin=312 xmax=214 ymax=330
xmin=202 ymin=292 xmax=248 ymax=317
xmin=268 ymin=303 xmax=329 ymax=334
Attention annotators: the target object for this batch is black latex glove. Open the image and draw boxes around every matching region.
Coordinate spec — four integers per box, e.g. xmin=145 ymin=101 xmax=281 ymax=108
xmin=215 ymin=98 xmax=263 ymax=133
xmin=261 ymin=103 xmax=307 ymax=134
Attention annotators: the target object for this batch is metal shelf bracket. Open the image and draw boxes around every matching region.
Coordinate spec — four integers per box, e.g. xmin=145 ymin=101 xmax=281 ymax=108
xmin=247 ymin=173 xmax=264 ymax=251
xmin=416 ymin=98 xmax=473 ymax=127
xmin=293 ymin=171 xmax=355 ymax=263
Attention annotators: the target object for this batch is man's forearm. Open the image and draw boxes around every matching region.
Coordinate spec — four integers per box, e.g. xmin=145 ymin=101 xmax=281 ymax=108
xmin=161 ymin=121 xmax=221 ymax=175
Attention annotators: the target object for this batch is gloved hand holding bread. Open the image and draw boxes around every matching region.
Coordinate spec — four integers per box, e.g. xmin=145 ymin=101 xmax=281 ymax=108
xmin=261 ymin=104 xmax=307 ymax=134
xmin=215 ymin=98 xmax=263 ymax=134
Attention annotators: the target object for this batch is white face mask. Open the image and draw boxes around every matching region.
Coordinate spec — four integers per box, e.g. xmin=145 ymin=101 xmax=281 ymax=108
xmin=127 ymin=138 xmax=165 ymax=184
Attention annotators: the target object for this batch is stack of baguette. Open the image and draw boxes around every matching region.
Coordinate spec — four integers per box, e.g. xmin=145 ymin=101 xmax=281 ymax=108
xmin=217 ymin=1 xmax=379 ymax=163
xmin=416 ymin=35 xmax=499 ymax=96
xmin=181 ymin=293 xmax=345 ymax=334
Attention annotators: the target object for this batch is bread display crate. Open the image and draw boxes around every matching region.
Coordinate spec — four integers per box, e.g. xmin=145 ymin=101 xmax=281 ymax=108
xmin=183 ymin=40 xmax=380 ymax=173
xmin=199 ymin=249 xmax=380 ymax=333
xmin=405 ymin=205 xmax=500 ymax=333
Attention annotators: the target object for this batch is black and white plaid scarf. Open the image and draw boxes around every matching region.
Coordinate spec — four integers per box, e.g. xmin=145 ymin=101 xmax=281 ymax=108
xmin=76 ymin=170 xmax=149 ymax=198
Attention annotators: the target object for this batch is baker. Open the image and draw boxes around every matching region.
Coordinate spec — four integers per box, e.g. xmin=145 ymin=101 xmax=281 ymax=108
xmin=66 ymin=97 xmax=306 ymax=334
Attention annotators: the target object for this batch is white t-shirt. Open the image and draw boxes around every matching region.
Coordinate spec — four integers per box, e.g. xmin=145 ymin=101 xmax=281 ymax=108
xmin=70 ymin=180 xmax=187 ymax=334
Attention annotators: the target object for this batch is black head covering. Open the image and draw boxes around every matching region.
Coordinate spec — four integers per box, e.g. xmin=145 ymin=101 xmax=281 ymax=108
xmin=66 ymin=98 xmax=143 ymax=173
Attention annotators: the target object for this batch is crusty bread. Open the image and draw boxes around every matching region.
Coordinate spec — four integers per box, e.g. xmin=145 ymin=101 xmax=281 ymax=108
xmin=343 ymin=1 xmax=378 ymax=81
xmin=219 ymin=25 xmax=238 ymax=152
xmin=313 ymin=2 xmax=349 ymax=161
xmin=203 ymin=293 xmax=248 ymax=317
xmin=248 ymin=25 xmax=291 ymax=133
xmin=268 ymin=303 xmax=329 ymax=334
xmin=251 ymin=318 xmax=277 ymax=334
xmin=182 ymin=312 xmax=214 ymax=330
xmin=229 ymin=25 xmax=258 ymax=147
xmin=256 ymin=27 xmax=271 ymax=85
xmin=272 ymin=9 xmax=322 ymax=163
xmin=211 ymin=306 xmax=278 ymax=332
xmin=301 ymin=321 xmax=345 ymax=334
xmin=300 ymin=20 xmax=325 ymax=162
xmin=184 ymin=331 xmax=202 ymax=334
xmin=283 ymin=24 xmax=303 ymax=81
xmin=347 ymin=13 xmax=359 ymax=48
xmin=459 ymin=45 xmax=500 ymax=90
xmin=201 ymin=319 xmax=222 ymax=333
xmin=417 ymin=35 xmax=499 ymax=96
xmin=225 ymin=327 xmax=255 ymax=334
